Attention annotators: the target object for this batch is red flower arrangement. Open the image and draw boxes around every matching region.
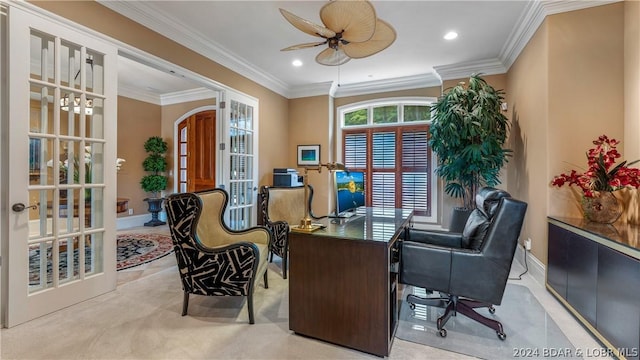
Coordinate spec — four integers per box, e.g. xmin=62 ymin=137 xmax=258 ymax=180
xmin=551 ymin=135 xmax=640 ymax=197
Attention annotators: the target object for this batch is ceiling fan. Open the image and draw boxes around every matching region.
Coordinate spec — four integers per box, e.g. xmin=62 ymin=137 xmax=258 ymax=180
xmin=279 ymin=0 xmax=397 ymax=66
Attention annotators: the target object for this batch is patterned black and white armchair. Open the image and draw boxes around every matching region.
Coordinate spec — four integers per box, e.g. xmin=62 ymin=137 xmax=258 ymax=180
xmin=165 ymin=188 xmax=271 ymax=324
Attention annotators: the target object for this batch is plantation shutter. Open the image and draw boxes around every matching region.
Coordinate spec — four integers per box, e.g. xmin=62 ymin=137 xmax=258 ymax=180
xmin=401 ymin=130 xmax=430 ymax=213
xmin=372 ymin=132 xmax=396 ymax=207
xmin=343 ymin=125 xmax=430 ymax=214
xmin=344 ymin=133 xmax=367 ymax=169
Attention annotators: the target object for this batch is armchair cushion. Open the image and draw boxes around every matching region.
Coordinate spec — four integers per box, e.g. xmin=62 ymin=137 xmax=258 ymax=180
xmin=197 ymin=190 xmax=270 ymax=280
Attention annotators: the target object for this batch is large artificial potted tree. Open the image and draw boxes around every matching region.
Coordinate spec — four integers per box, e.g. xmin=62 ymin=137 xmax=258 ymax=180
xmin=140 ymin=136 xmax=169 ymax=226
xmin=429 ymin=74 xmax=511 ymax=232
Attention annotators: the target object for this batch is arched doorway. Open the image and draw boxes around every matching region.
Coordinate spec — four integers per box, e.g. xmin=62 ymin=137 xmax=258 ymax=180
xmin=177 ymin=109 xmax=216 ymax=192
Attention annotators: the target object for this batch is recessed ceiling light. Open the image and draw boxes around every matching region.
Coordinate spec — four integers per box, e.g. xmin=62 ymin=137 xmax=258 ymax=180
xmin=292 ymin=59 xmax=303 ymax=67
xmin=444 ymin=31 xmax=458 ymax=40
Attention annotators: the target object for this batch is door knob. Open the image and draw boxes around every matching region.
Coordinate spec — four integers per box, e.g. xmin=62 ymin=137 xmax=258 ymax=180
xmin=12 ymin=203 xmax=38 ymax=212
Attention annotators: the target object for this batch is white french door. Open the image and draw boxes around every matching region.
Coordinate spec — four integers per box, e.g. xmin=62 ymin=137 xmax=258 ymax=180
xmin=5 ymin=6 xmax=117 ymax=327
xmin=220 ymin=90 xmax=259 ymax=229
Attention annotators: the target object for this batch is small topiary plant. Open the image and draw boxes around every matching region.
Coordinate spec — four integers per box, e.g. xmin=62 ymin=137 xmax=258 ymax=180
xmin=140 ymin=136 xmax=168 ymax=198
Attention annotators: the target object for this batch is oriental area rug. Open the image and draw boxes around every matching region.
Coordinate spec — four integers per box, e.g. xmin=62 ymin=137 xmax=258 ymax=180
xmin=29 ymin=233 xmax=174 ymax=285
xmin=116 ymin=233 xmax=174 ymax=270
xmin=395 ymin=283 xmax=578 ymax=360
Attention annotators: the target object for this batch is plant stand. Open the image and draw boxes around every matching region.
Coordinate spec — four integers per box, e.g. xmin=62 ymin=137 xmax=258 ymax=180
xmin=144 ymin=197 xmax=166 ymax=227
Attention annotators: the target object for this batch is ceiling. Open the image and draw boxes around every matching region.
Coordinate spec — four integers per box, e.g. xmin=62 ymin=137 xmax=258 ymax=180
xmin=103 ymin=0 xmax=612 ymax=101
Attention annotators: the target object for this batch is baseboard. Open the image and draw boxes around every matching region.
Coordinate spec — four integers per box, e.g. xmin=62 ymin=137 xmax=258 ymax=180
xmin=514 ymin=244 xmax=546 ymax=286
xmin=116 ymin=214 xmax=149 ymax=230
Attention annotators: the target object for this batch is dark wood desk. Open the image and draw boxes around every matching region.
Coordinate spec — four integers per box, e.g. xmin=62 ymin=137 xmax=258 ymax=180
xmin=289 ymin=207 xmax=413 ymax=357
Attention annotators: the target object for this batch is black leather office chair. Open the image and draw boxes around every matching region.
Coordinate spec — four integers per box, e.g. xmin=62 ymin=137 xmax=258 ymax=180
xmin=399 ymin=187 xmax=527 ymax=339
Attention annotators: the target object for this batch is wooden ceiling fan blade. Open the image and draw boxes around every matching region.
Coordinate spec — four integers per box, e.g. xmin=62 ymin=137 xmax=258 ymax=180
xmin=342 ymin=19 xmax=397 ymax=59
xmin=281 ymin=41 xmax=327 ymax=51
xmin=320 ymin=0 xmax=376 ymax=43
xmin=279 ymin=8 xmax=336 ymax=39
xmin=316 ymin=47 xmax=351 ymax=66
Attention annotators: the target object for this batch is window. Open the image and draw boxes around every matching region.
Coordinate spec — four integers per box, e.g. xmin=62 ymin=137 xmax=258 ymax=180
xmin=339 ymin=98 xmax=437 ymax=220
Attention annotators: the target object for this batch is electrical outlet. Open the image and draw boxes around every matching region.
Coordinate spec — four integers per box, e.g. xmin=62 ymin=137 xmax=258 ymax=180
xmin=525 ymin=238 xmax=532 ymax=251
xmin=128 ymin=208 xmax=134 ymax=215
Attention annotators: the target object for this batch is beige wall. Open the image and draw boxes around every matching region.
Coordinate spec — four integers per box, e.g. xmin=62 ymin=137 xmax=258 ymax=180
xmin=288 ymin=95 xmax=332 ymax=215
xmin=116 ymin=96 xmax=162 ymax=218
xmin=507 ymin=3 xmax=625 ymax=262
xmin=506 ymin=22 xmax=550 ymax=262
xmin=626 ymin=0 xmax=640 ymax=159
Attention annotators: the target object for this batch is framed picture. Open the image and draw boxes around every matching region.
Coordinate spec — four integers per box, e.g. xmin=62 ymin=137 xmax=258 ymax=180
xmin=297 ymin=144 xmax=321 ymax=166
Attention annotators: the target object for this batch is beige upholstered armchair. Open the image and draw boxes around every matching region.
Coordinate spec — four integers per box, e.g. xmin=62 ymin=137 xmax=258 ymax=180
xmin=258 ymin=185 xmax=319 ymax=279
xmin=164 ymin=188 xmax=271 ymax=324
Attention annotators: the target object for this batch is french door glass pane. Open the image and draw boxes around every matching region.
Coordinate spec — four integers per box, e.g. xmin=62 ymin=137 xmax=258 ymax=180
xmin=29 ymin=83 xmax=54 ymax=135
xmin=29 ymin=31 xmax=55 ymax=83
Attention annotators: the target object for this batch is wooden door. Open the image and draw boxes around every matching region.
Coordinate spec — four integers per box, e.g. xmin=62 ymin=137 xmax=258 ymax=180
xmin=178 ymin=110 xmax=216 ymax=192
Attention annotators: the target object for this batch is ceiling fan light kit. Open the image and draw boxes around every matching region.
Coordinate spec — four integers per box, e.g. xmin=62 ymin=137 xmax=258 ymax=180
xmin=280 ymin=0 xmax=396 ymax=66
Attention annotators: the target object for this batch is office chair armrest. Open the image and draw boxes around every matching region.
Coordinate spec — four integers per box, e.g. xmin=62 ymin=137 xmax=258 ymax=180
xmin=405 ymin=228 xmax=463 ymax=248
xmin=399 ymin=241 xmax=453 ymax=293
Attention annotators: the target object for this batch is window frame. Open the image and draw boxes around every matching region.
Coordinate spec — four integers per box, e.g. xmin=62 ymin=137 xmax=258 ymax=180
xmin=336 ymin=97 xmax=438 ymax=223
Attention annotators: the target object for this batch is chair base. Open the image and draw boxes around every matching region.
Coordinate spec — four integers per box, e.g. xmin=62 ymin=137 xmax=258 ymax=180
xmin=181 ymin=290 xmax=258 ymax=325
xmin=407 ymin=294 xmax=506 ymax=340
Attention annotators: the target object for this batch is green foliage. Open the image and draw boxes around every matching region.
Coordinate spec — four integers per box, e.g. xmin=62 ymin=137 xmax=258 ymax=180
xmin=144 ymin=136 xmax=168 ymax=154
xmin=344 ymin=108 xmax=368 ymax=126
xmin=142 ymin=154 xmax=167 ymax=173
xmin=140 ymin=175 xmax=168 ymax=194
xmin=429 ymin=74 xmax=512 ymax=209
xmin=141 ymin=136 xmax=168 ymax=196
xmin=373 ymin=105 xmax=398 ymax=124
xmin=404 ymin=105 xmax=431 ymax=122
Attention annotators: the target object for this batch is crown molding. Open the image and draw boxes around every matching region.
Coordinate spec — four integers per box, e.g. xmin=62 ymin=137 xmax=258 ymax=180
xmin=433 ymin=59 xmax=507 ymax=81
xmin=118 ymin=84 xmax=161 ymax=105
xmin=499 ymin=0 xmax=622 ymax=70
xmin=119 ymin=85 xmax=216 ymax=106
xmin=333 ymin=73 xmax=442 ymax=98
xmin=288 ymin=82 xmax=335 ymax=99
xmin=160 ymin=88 xmax=217 ymax=106
xmin=97 ymin=0 xmax=290 ymax=98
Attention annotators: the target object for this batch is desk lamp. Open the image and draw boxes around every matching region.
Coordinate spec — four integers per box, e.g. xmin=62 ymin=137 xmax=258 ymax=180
xmin=297 ymin=162 xmax=346 ymax=232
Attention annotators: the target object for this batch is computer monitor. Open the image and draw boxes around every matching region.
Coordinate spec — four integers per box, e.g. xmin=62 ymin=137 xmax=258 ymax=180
xmin=333 ymin=170 xmax=365 ymax=217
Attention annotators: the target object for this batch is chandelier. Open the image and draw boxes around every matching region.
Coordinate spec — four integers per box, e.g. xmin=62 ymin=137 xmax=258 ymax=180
xmin=60 ymin=55 xmax=94 ymax=115
xmin=60 ymin=95 xmax=93 ymax=115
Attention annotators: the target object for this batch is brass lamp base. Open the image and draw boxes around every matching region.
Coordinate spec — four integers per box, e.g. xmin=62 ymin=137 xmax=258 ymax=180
xmin=291 ymin=217 xmax=323 ymax=233
xmin=291 ymin=224 xmax=323 ymax=233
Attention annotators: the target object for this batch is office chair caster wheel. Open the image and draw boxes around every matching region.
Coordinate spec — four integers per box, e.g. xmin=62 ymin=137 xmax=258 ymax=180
xmin=438 ymin=329 xmax=447 ymax=338
xmin=489 ymin=306 xmax=496 ymax=314
xmin=497 ymin=331 xmax=506 ymax=340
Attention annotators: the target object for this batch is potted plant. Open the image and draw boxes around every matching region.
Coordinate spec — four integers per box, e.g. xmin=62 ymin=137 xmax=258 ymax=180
xmin=429 ymin=74 xmax=511 ymax=231
xmin=140 ymin=136 xmax=168 ymax=226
